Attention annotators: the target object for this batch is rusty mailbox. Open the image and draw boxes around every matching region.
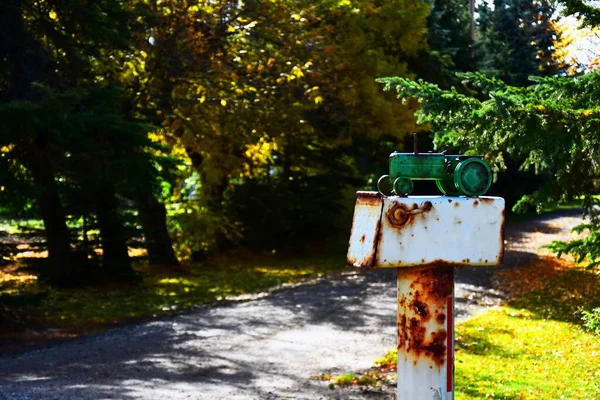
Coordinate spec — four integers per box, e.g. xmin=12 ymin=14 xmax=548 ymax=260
xmin=347 ymin=192 xmax=504 ymax=400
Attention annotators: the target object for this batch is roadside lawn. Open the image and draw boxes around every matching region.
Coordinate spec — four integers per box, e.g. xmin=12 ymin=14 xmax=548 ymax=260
xmin=0 ymin=251 xmax=347 ymax=351
xmin=455 ymin=257 xmax=600 ymax=399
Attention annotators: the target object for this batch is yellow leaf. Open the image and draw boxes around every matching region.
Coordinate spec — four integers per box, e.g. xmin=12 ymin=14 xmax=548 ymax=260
xmin=228 ymin=25 xmax=236 ymax=33
xmin=221 ymin=99 xmax=227 ymax=107
xmin=200 ymin=96 xmax=206 ymax=103
xmin=314 ymin=96 xmax=324 ymax=105
xmin=49 ymin=10 xmax=57 ymax=20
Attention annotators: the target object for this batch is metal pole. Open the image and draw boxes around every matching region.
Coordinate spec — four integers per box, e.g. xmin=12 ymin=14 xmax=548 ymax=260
xmin=397 ymin=266 xmax=454 ymax=400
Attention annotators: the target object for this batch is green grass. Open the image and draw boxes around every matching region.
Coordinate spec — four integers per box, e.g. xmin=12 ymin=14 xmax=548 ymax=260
xmin=455 ymin=308 xmax=600 ymax=399
xmin=1 ymin=251 xmax=348 ymax=330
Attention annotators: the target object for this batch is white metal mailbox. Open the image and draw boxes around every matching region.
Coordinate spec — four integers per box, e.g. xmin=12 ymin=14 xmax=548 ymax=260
xmin=347 ymin=192 xmax=504 ymax=269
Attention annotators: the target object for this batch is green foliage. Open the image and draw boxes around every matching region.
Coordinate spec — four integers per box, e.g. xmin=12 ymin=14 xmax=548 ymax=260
xmin=374 ymin=348 xmax=398 ymax=370
xmin=116 ymin=0 xmax=432 ymax=255
xmin=419 ymin=0 xmax=475 ymax=87
xmin=378 ymin=71 xmax=600 ymax=269
xmin=476 ymin=0 xmax=565 ymax=87
xmin=581 ymin=307 xmax=600 ymax=335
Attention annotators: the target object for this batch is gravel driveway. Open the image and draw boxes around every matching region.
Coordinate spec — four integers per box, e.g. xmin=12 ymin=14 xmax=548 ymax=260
xmin=0 ymin=210 xmax=583 ymax=400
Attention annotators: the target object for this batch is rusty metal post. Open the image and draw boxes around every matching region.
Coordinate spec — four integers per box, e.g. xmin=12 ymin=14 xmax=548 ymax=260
xmin=397 ymin=266 xmax=454 ymax=400
xmin=347 ymin=192 xmax=503 ymax=400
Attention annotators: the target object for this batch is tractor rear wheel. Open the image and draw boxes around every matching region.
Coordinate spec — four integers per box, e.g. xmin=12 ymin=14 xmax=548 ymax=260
xmin=453 ymin=158 xmax=492 ymax=196
xmin=436 ymin=179 xmax=461 ymax=196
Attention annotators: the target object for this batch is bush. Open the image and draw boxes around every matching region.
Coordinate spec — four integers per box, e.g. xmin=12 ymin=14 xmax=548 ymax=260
xmin=581 ymin=307 xmax=600 ymax=335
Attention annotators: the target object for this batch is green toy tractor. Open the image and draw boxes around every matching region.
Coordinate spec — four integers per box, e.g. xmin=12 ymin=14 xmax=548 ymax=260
xmin=377 ymin=136 xmax=492 ymax=197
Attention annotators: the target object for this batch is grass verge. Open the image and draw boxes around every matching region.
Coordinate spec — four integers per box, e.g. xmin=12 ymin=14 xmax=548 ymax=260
xmin=0 ymin=251 xmax=348 ymax=349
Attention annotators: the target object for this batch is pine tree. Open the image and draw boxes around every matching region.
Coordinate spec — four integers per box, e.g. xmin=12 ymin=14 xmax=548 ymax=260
xmin=476 ymin=0 xmax=565 ymax=87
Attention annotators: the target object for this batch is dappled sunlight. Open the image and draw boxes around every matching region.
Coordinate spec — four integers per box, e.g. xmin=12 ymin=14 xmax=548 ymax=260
xmin=0 ymin=253 xmax=347 ymax=338
xmin=0 ymin=264 xmax=40 ymax=295
xmin=0 ymin=270 xmax=37 ymax=284
xmin=495 ymin=256 xmax=572 ymax=297
xmin=15 ymin=249 xmax=48 ymax=259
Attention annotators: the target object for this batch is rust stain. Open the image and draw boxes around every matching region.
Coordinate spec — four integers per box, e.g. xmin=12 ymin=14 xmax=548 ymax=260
xmin=398 ymin=314 xmax=407 ymax=350
xmin=398 ymin=294 xmax=407 ymax=307
xmin=386 ymin=201 xmax=433 ymax=229
xmin=348 ymin=218 xmax=382 ymax=269
xmin=358 ymin=254 xmax=375 ymax=268
xmin=421 ymin=201 xmax=433 ymax=212
xmin=409 ymin=291 xmax=430 ymax=321
xmin=454 ymin=202 xmax=459 ymax=207
xmin=398 ymin=267 xmax=453 ymax=368
xmin=407 ymin=317 xmax=426 ymax=351
xmin=473 ymin=200 xmax=479 ymax=206
xmin=447 ymin=199 xmax=452 ymax=203
xmin=360 ymin=234 xmax=366 ymax=244
xmin=436 ymin=313 xmax=446 ymax=324
xmin=479 ymin=197 xmax=494 ymax=204
xmin=424 ymin=330 xmax=448 ymax=367
xmin=411 ymin=259 xmax=468 ymax=269
xmin=355 ymin=191 xmax=383 ymax=207
xmin=362 ymin=219 xmax=382 ymax=269
xmin=387 ymin=202 xmax=413 ymax=228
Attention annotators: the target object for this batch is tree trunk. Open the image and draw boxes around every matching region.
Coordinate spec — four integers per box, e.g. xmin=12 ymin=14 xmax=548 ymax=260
xmin=28 ymin=151 xmax=74 ymax=285
xmin=137 ymin=195 xmax=179 ymax=266
xmin=2 ymin=0 xmax=75 ymax=285
xmin=95 ymin=185 xmax=134 ymax=279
